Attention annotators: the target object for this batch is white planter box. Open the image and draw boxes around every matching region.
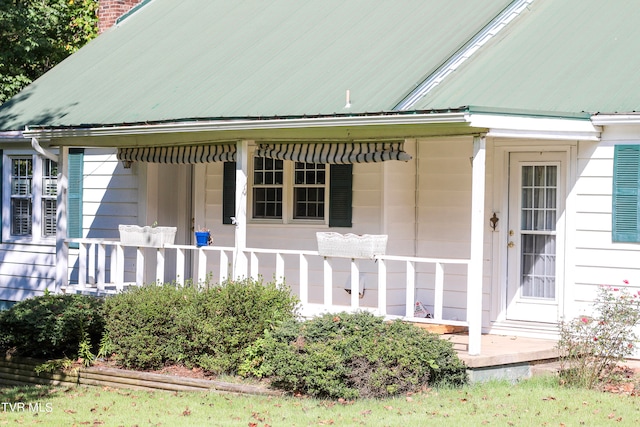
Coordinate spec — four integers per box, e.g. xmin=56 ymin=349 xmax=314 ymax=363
xmin=119 ymin=225 xmax=176 ymax=247
xmin=316 ymin=232 xmax=387 ymax=259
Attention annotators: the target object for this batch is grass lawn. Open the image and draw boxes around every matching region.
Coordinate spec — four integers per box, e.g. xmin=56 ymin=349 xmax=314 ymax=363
xmin=2 ymin=376 xmax=640 ymax=426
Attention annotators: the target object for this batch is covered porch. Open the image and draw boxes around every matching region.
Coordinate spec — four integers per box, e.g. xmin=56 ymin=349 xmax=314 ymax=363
xmin=47 ymin=128 xmax=490 ymax=354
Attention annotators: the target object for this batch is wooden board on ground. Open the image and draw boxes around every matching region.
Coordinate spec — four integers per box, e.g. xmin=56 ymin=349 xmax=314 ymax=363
xmin=408 ymin=323 xmax=468 ymax=334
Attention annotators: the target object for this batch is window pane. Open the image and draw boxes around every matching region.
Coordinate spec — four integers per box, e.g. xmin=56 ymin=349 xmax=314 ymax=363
xmin=294 ymin=187 xmax=325 ymax=219
xmin=293 ymin=163 xmax=326 ymax=219
xmin=253 ymin=156 xmax=284 ymax=219
xmin=12 ymin=199 xmax=32 ymax=235
xmin=11 ymin=158 xmax=33 ymax=236
xmin=43 ymin=159 xmax=58 ymax=197
xmin=42 ymin=199 xmax=57 ymax=236
xmin=253 ymin=187 xmax=282 ymax=219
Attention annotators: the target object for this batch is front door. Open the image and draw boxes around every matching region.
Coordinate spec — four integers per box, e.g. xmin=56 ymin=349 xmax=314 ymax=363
xmin=506 ymin=152 xmax=565 ymax=323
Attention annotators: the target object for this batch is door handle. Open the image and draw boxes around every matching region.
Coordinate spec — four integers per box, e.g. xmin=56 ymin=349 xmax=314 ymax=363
xmin=507 ymin=241 xmax=515 ymax=248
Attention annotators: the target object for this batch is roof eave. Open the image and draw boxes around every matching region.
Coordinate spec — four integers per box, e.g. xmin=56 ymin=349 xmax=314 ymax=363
xmin=22 ymin=111 xmax=470 ymax=139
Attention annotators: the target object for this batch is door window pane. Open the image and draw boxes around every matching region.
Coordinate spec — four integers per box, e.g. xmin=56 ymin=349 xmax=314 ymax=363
xmin=520 ymin=234 xmax=556 ymax=299
xmin=521 ymin=165 xmax=557 ymax=231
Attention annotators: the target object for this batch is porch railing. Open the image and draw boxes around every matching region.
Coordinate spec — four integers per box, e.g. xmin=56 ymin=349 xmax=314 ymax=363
xmin=66 ymin=239 xmax=469 ymax=327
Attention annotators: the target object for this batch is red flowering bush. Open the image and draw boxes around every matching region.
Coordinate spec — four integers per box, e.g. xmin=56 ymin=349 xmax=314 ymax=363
xmin=557 ymin=283 xmax=640 ymax=388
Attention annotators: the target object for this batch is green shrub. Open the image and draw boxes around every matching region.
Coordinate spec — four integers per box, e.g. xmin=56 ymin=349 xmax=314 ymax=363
xmin=102 ymin=277 xmax=299 ymax=373
xmin=252 ymin=311 xmax=467 ymax=399
xmin=0 ymin=293 xmax=104 ymax=360
xmin=179 ymin=277 xmax=299 ymax=373
xmin=102 ymin=283 xmax=190 ymax=369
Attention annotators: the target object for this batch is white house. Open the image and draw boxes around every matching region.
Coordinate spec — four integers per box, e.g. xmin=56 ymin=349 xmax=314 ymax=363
xmin=1 ymin=0 xmax=640 ymax=356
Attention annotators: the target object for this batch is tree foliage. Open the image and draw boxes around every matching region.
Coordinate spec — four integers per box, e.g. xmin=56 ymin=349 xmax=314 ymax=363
xmin=0 ymin=0 xmax=98 ymax=104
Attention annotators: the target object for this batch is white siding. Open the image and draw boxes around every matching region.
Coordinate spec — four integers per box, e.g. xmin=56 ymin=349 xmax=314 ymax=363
xmin=0 ymin=148 xmax=139 ymax=300
xmin=573 ymin=140 xmax=640 ymax=302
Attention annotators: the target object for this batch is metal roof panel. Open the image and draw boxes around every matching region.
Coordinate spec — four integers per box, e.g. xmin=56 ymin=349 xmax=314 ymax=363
xmin=413 ymin=0 xmax=640 ymax=115
xmin=0 ymin=0 xmax=512 ymax=130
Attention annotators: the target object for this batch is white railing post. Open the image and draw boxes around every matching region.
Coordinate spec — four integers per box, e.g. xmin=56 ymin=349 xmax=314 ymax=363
xmin=276 ymin=252 xmax=285 ymax=286
xmin=88 ymin=243 xmax=96 ymax=285
xmin=176 ymin=247 xmax=185 ymax=286
xmin=115 ymin=244 xmax=124 ymax=291
xmin=377 ymin=258 xmax=387 ymax=316
xmin=250 ymin=252 xmax=259 ymax=280
xmin=156 ymin=248 xmax=165 ymax=285
xmin=323 ymin=257 xmax=333 ymax=306
xmin=405 ymin=260 xmax=415 ymax=318
xmin=434 ymin=262 xmax=444 ymax=321
xmin=350 ymin=259 xmax=360 ymax=309
xmin=78 ymin=243 xmax=87 ymax=289
xmin=97 ymin=243 xmax=106 ymax=289
xmin=109 ymin=245 xmax=117 ymax=285
xmin=198 ymin=248 xmax=207 ymax=286
xmin=220 ymin=250 xmax=229 ymax=283
xmin=299 ymin=254 xmax=308 ymax=305
xmin=136 ymin=247 xmax=144 ymax=286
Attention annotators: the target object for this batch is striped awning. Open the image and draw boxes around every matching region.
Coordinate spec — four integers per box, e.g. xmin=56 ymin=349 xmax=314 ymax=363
xmin=117 ymin=144 xmax=236 ymax=166
xmin=255 ymin=142 xmax=412 ymax=164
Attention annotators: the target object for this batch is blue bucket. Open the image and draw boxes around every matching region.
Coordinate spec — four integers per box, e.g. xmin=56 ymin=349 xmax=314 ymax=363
xmin=195 ymin=231 xmax=210 ymax=247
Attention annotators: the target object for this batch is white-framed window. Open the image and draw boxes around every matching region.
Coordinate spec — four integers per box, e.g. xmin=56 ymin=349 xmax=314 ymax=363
xmin=250 ymin=156 xmax=328 ymax=223
xmin=3 ymin=152 xmax=58 ymax=242
xmin=293 ymin=162 xmax=326 ymax=220
xmin=10 ymin=157 xmax=33 ymax=236
xmin=41 ymin=159 xmax=58 ymax=237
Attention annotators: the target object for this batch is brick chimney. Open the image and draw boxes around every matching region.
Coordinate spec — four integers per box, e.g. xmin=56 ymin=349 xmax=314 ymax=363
xmin=98 ymin=0 xmax=141 ymax=33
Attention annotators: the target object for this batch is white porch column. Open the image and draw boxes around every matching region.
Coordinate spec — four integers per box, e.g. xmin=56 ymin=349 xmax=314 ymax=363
xmin=467 ymin=135 xmax=486 ymax=356
xmin=233 ymin=140 xmax=249 ymax=278
xmin=55 ymin=146 xmax=69 ymax=292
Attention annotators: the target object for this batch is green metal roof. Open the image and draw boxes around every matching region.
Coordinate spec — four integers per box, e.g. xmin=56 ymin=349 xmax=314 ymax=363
xmin=0 ymin=0 xmax=512 ymax=131
xmin=412 ymin=0 xmax=640 ymax=115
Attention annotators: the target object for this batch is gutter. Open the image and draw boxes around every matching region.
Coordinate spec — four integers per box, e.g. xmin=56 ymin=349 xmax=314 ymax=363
xmin=591 ymin=114 xmax=640 ymax=126
xmin=22 ymin=112 xmax=470 ymax=139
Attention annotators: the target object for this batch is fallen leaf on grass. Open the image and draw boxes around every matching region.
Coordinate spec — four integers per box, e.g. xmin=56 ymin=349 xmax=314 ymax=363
xmin=64 ymin=409 xmax=77 ymax=414
xmin=542 ymin=396 xmax=556 ymax=401
xmin=318 ymin=420 xmax=335 ymax=425
xmin=360 ymin=410 xmax=372 ymax=416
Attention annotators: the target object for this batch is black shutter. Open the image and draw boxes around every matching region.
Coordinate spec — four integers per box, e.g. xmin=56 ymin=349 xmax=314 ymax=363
xmin=329 ymin=164 xmax=352 ymax=227
xmin=222 ymin=161 xmax=236 ymax=224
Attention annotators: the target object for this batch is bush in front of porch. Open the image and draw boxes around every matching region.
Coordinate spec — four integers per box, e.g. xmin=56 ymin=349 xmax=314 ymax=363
xmin=102 ymin=277 xmax=299 ymax=374
xmin=0 ymin=292 xmax=104 ymax=361
xmin=240 ymin=311 xmax=468 ymax=399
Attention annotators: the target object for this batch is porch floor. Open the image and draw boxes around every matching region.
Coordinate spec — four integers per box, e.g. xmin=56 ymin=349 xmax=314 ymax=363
xmin=445 ymin=333 xmax=560 ymax=382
